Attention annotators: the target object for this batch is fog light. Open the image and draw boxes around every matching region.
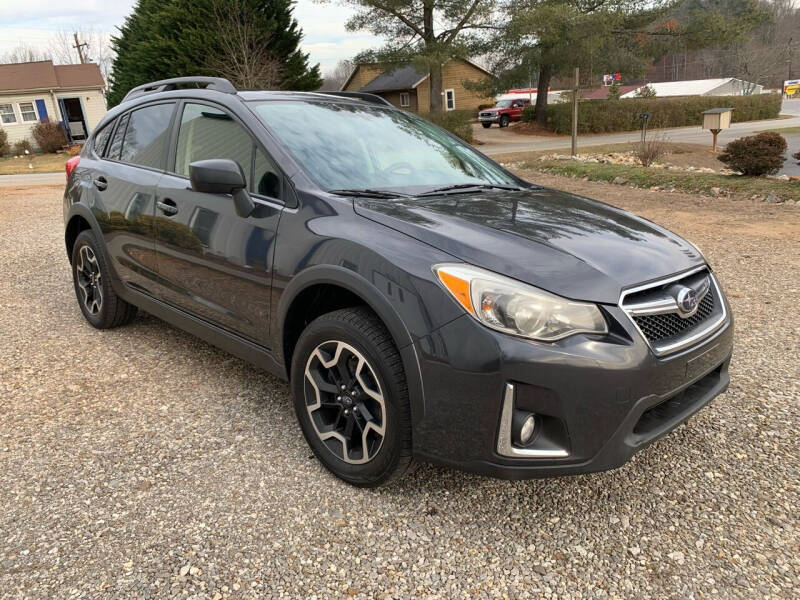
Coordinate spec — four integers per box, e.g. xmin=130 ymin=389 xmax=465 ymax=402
xmin=512 ymin=411 xmax=537 ymax=446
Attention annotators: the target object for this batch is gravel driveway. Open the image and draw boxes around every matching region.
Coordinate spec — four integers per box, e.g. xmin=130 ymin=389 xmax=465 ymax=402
xmin=1 ymin=181 xmax=797 ymax=599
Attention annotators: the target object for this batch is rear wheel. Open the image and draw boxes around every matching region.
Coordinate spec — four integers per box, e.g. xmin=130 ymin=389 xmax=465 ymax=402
xmin=291 ymin=307 xmax=412 ymax=487
xmin=71 ymin=230 xmax=137 ymax=329
xmin=499 ymin=115 xmax=510 ymax=128
xmin=481 ymin=122 xmax=492 ymax=129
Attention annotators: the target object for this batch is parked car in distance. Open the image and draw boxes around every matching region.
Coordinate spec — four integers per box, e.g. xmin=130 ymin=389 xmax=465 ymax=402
xmin=478 ymin=98 xmax=531 ymax=128
xmin=64 ymin=77 xmax=733 ymax=487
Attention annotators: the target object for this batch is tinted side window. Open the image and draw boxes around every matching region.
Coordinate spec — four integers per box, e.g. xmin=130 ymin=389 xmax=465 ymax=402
xmin=92 ymin=120 xmax=114 ymax=157
xmin=175 ymin=103 xmax=252 ymax=186
xmin=107 ymin=113 xmax=129 ymax=160
xmin=120 ymin=103 xmax=175 ymax=169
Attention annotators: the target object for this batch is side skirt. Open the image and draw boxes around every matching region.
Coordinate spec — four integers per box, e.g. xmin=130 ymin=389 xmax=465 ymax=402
xmin=119 ymin=284 xmax=287 ymax=381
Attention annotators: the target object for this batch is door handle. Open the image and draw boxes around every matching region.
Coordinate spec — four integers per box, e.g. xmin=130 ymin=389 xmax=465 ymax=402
xmin=157 ymin=199 xmax=178 ymax=216
xmin=93 ymin=177 xmax=107 ymax=191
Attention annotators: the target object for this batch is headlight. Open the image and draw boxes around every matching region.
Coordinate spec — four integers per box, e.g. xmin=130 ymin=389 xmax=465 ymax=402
xmin=433 ymin=263 xmax=607 ymax=341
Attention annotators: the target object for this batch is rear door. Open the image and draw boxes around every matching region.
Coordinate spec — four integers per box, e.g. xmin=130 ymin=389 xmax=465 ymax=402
xmin=88 ymin=102 xmax=176 ymax=296
xmin=152 ymin=101 xmax=284 ymax=345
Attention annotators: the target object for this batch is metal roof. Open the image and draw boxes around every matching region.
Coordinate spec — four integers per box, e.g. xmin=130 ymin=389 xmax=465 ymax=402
xmin=619 ymin=78 xmax=760 ymax=99
xmin=702 ymin=107 xmax=734 ymax=114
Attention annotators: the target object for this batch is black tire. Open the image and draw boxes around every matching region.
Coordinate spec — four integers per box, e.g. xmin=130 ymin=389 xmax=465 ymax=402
xmin=71 ymin=229 xmax=138 ymax=329
xmin=291 ymin=307 xmax=412 ymax=487
xmin=481 ymin=122 xmax=492 ymax=129
xmin=499 ymin=115 xmax=510 ymax=128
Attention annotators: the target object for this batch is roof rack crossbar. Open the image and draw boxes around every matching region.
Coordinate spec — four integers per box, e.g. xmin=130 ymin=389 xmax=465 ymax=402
xmin=316 ymin=91 xmax=393 ymax=107
xmin=122 ymin=77 xmax=237 ymax=103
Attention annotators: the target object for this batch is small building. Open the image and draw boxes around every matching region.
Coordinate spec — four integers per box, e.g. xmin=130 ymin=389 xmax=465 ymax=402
xmin=342 ymin=59 xmax=494 ymax=114
xmin=619 ymin=78 xmax=764 ymax=99
xmin=0 ymin=60 xmax=106 ymax=150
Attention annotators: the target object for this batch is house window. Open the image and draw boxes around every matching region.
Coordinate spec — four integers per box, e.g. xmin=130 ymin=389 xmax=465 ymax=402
xmin=445 ymin=89 xmax=455 ymax=111
xmin=399 ymin=92 xmax=410 ymax=107
xmin=0 ymin=104 xmax=16 ymax=124
xmin=18 ymin=102 xmax=37 ymax=122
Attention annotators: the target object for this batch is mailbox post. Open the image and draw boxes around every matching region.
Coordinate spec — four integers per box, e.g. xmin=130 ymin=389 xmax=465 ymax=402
xmin=702 ymin=108 xmax=733 ymax=152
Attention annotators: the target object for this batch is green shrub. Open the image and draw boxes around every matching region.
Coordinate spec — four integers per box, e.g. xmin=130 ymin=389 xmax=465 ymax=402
xmin=792 ymin=150 xmax=800 ymax=166
xmin=521 ymin=104 xmax=536 ymax=123
xmin=546 ymin=93 xmax=782 ymax=134
xmin=421 ymin=110 xmax=473 ymax=143
xmin=718 ymin=132 xmax=787 ymax=176
xmin=0 ymin=129 xmax=9 ymax=155
xmin=32 ymin=121 xmax=67 ymax=153
xmin=12 ymin=139 xmax=33 ymax=155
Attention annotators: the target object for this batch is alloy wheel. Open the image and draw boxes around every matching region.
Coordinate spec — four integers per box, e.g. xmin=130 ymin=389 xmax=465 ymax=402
xmin=303 ymin=340 xmax=386 ymax=464
xmin=75 ymin=245 xmax=103 ymax=315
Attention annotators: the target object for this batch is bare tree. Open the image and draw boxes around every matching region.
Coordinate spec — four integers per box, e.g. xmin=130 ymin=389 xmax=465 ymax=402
xmin=320 ymin=59 xmax=355 ymax=90
xmin=49 ymin=30 xmax=115 ymax=84
xmin=205 ymin=0 xmax=283 ymax=89
xmin=1 ymin=44 xmax=51 ymax=64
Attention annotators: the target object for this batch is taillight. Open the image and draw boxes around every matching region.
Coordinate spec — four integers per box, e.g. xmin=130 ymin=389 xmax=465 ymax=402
xmin=65 ymin=156 xmax=80 ymax=180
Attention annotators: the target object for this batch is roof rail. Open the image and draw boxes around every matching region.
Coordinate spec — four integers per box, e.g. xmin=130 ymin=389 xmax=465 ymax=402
xmin=316 ymin=91 xmax=393 ymax=107
xmin=122 ymin=77 xmax=237 ymax=103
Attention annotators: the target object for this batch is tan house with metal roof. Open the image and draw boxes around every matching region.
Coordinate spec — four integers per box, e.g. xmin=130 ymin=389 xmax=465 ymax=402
xmin=342 ymin=59 xmax=494 ymax=114
xmin=0 ymin=60 xmax=106 ymax=150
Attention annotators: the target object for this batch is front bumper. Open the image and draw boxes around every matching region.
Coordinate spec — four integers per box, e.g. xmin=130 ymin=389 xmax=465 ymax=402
xmin=478 ymin=113 xmax=500 ymax=123
xmin=410 ymin=303 xmax=733 ymax=479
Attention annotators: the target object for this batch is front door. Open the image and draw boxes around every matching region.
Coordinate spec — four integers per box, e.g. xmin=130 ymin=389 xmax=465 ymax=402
xmin=153 ymin=102 xmax=283 ymax=345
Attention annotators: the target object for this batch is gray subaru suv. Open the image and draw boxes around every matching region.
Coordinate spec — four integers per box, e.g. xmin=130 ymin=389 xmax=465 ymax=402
xmin=63 ymin=77 xmax=733 ymax=486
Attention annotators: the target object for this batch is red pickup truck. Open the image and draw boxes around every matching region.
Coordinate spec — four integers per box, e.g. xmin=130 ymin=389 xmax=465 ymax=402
xmin=477 ymin=98 xmax=531 ymax=128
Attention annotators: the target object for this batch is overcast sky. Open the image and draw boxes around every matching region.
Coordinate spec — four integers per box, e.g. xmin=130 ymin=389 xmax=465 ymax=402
xmin=0 ymin=0 xmax=379 ymax=73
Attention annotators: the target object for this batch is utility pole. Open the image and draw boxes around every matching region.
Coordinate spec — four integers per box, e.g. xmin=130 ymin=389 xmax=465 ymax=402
xmin=571 ymin=67 xmax=579 ymax=156
xmin=72 ymin=32 xmax=88 ymax=64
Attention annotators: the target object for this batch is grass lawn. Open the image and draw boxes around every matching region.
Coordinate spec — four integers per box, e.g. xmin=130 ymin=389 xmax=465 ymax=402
xmin=0 ymin=153 xmax=70 ymax=175
xmin=520 ymin=159 xmax=800 ymax=202
xmin=498 ymin=142 xmax=726 ymax=171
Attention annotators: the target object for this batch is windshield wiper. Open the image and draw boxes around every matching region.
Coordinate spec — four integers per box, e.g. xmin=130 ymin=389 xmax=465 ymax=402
xmin=418 ymin=183 xmax=525 ymax=197
xmin=328 ymin=188 xmax=411 ymax=199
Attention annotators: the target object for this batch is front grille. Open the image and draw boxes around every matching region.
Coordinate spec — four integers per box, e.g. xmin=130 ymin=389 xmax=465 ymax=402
xmin=620 ymin=267 xmax=728 ymax=356
xmin=480 ymin=112 xmax=493 ymax=117
xmin=633 ymin=288 xmax=716 ymax=343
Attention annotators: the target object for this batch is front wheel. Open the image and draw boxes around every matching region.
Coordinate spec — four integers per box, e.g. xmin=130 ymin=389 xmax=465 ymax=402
xmin=499 ymin=115 xmax=510 ymax=128
xmin=291 ymin=307 xmax=412 ymax=487
xmin=481 ymin=122 xmax=492 ymax=129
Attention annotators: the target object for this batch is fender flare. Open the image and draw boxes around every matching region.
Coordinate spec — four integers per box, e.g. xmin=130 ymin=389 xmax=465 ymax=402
xmin=276 ymin=264 xmax=426 ymax=425
xmin=64 ymin=203 xmax=104 ymax=260
xmin=64 ymin=204 xmax=127 ymax=297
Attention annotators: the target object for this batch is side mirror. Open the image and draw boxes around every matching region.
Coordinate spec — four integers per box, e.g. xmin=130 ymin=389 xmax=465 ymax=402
xmin=189 ymin=159 xmax=254 ymax=218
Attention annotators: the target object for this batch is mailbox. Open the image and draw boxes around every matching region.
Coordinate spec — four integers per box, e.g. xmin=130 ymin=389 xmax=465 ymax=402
xmin=702 ymin=108 xmax=733 ymax=151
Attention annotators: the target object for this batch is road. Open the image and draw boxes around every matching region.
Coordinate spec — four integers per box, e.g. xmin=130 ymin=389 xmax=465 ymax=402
xmin=0 ymin=172 xmax=64 ymax=186
xmin=476 ymin=99 xmax=800 ymax=162
xmin=1 ymin=182 xmax=797 ymax=598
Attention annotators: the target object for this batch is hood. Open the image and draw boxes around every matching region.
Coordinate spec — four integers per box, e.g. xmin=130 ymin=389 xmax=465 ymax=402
xmin=353 ymin=188 xmax=703 ymax=304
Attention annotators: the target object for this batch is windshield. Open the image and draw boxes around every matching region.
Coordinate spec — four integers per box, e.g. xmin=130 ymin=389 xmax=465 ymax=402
xmin=495 ymin=100 xmax=512 ymax=108
xmin=250 ymin=101 xmax=517 ymax=193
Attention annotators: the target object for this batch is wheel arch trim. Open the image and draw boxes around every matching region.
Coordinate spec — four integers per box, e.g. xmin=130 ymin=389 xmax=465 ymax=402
xmin=276 ymin=264 xmax=426 ymax=426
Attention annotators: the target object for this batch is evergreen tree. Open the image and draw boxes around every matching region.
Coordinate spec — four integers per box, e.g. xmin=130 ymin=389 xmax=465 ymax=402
xmin=107 ymin=0 xmax=321 ymax=106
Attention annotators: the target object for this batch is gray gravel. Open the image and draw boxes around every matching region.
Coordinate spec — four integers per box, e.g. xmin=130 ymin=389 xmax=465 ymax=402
xmin=1 ymin=181 xmax=798 ymax=599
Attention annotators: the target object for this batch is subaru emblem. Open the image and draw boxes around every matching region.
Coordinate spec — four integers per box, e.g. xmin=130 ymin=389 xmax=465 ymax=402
xmin=675 ymin=286 xmax=698 ymax=317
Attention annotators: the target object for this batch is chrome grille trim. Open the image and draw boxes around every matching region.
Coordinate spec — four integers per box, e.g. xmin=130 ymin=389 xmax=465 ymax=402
xmin=619 ymin=266 xmax=728 ymax=357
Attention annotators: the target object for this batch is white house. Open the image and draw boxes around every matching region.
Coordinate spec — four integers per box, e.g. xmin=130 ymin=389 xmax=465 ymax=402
xmin=620 ymin=78 xmax=764 ymax=99
xmin=0 ymin=60 xmax=107 ymax=150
